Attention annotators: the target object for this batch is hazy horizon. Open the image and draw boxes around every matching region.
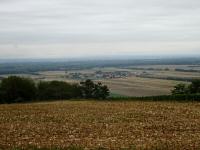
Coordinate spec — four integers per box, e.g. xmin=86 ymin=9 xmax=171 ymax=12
xmin=0 ymin=54 xmax=200 ymax=63
xmin=0 ymin=0 xmax=200 ymax=59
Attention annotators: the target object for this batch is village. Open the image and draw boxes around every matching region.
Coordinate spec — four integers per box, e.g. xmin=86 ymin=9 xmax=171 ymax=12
xmin=66 ymin=70 xmax=136 ymax=80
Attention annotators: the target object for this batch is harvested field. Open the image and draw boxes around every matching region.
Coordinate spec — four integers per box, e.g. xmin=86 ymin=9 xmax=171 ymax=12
xmin=0 ymin=101 xmax=200 ymax=149
xmin=100 ymin=77 xmax=185 ymax=97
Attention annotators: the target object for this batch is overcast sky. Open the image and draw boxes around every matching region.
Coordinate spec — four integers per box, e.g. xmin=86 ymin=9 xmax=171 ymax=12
xmin=0 ymin=0 xmax=200 ymax=59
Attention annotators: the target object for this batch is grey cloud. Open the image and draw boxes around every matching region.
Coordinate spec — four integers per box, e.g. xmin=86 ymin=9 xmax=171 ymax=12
xmin=0 ymin=0 xmax=200 ymax=58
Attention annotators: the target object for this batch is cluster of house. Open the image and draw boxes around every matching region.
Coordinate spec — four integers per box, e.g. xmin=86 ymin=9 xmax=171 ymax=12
xmin=67 ymin=71 xmax=134 ymax=80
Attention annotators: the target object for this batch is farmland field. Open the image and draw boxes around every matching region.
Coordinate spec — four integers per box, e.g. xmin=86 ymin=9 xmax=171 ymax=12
xmin=1 ymin=64 xmax=198 ymax=97
xmin=0 ymin=101 xmax=200 ymax=149
xmin=100 ymin=77 xmax=185 ymax=96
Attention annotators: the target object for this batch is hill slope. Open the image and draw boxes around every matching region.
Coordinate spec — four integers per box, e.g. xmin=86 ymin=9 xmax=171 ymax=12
xmin=0 ymin=100 xmax=200 ymax=149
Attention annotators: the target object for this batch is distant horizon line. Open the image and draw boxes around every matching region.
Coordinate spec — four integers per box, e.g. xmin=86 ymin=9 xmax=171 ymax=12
xmin=0 ymin=54 xmax=200 ymax=63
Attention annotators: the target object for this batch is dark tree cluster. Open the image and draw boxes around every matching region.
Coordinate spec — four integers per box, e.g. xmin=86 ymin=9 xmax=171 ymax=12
xmin=171 ymin=79 xmax=200 ymax=95
xmin=0 ymin=76 xmax=110 ymax=104
xmin=80 ymin=79 xmax=110 ymax=99
xmin=0 ymin=76 xmax=37 ymax=103
xmin=37 ymin=81 xmax=82 ymax=100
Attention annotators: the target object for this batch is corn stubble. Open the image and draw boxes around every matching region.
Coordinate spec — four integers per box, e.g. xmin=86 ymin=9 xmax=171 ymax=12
xmin=0 ymin=101 xmax=200 ymax=150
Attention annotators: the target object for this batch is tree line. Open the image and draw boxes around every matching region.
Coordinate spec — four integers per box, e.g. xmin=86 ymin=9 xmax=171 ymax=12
xmin=0 ymin=76 xmax=110 ymax=104
xmin=108 ymin=94 xmax=200 ymax=101
xmin=171 ymin=79 xmax=200 ymax=95
xmin=0 ymin=76 xmax=199 ymax=104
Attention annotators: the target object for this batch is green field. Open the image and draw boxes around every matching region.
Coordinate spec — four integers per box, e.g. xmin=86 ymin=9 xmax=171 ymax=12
xmin=0 ymin=100 xmax=200 ymax=150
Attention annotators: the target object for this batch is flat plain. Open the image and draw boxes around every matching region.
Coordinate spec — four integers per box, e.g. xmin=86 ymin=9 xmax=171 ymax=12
xmin=1 ymin=62 xmax=200 ymax=97
xmin=100 ymin=76 xmax=185 ymax=96
xmin=1 ymin=65 xmax=196 ymax=97
xmin=0 ymin=101 xmax=200 ymax=149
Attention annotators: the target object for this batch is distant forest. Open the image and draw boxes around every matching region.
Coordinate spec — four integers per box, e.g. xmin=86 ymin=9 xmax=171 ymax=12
xmin=0 ymin=57 xmax=200 ymax=74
